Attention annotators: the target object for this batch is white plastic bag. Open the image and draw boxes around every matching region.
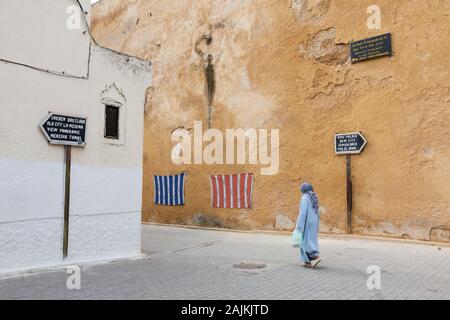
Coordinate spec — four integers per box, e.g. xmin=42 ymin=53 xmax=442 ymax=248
xmin=291 ymin=229 xmax=303 ymax=248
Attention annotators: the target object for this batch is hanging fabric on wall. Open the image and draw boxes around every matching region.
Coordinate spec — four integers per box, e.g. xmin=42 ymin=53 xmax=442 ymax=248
xmin=210 ymin=173 xmax=254 ymax=209
xmin=154 ymin=173 xmax=186 ymax=206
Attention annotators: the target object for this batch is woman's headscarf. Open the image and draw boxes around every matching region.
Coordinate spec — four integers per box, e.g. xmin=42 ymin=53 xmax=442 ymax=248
xmin=301 ymin=182 xmax=319 ymax=213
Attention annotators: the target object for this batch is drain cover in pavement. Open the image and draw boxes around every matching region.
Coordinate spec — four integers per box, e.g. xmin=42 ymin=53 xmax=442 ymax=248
xmin=232 ymin=262 xmax=266 ymax=270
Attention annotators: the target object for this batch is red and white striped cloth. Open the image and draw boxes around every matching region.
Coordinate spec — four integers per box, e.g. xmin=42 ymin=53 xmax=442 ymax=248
xmin=210 ymin=173 xmax=254 ymax=209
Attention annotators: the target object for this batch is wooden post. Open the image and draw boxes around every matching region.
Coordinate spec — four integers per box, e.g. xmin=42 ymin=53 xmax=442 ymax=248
xmin=346 ymin=154 xmax=352 ymax=234
xmin=63 ymin=145 xmax=72 ymax=259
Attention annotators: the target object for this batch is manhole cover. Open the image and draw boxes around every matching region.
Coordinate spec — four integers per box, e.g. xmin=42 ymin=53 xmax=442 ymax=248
xmin=232 ymin=262 xmax=266 ymax=270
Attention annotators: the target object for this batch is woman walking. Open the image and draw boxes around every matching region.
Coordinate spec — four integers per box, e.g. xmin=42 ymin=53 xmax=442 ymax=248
xmin=296 ymin=182 xmax=321 ymax=268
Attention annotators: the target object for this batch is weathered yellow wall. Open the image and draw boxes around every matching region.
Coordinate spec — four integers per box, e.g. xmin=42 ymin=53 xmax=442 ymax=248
xmin=92 ymin=0 xmax=450 ymax=242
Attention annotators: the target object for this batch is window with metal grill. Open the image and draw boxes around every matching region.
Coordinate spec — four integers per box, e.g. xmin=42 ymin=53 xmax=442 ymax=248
xmin=104 ymin=105 xmax=119 ymax=139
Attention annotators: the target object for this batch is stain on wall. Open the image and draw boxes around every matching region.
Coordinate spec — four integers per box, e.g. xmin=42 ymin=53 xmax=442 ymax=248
xmin=92 ymin=0 xmax=450 ymax=241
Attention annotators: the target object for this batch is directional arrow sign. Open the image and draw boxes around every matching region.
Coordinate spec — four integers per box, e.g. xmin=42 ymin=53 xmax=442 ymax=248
xmin=40 ymin=113 xmax=87 ymax=147
xmin=335 ymin=132 xmax=367 ymax=155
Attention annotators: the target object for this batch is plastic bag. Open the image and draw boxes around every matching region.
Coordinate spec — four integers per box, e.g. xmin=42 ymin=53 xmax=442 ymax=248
xmin=291 ymin=229 xmax=303 ymax=248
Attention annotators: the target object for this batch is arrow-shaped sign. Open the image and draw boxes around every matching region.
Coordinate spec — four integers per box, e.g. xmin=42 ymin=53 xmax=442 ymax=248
xmin=40 ymin=113 xmax=87 ymax=147
xmin=335 ymin=132 xmax=367 ymax=155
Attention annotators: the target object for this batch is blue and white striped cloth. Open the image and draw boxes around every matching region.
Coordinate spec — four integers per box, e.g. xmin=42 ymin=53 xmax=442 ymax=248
xmin=153 ymin=173 xmax=186 ymax=206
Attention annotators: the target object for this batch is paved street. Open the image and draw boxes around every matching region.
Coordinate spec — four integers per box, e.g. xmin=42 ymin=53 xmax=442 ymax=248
xmin=1 ymin=224 xmax=449 ymax=300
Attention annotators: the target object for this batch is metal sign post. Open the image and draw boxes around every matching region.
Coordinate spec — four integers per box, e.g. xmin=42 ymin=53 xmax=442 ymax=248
xmin=346 ymin=154 xmax=352 ymax=234
xmin=40 ymin=113 xmax=87 ymax=259
xmin=63 ymin=145 xmax=72 ymax=259
xmin=335 ymin=132 xmax=367 ymax=234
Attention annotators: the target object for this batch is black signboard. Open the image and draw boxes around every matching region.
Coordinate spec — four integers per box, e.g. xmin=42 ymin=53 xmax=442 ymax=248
xmin=40 ymin=113 xmax=87 ymax=147
xmin=350 ymin=33 xmax=392 ymax=64
xmin=335 ymin=132 xmax=367 ymax=155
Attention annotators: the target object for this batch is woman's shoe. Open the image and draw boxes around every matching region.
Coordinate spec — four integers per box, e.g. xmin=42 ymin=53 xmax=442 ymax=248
xmin=303 ymin=263 xmax=312 ymax=268
xmin=311 ymin=257 xmax=321 ymax=268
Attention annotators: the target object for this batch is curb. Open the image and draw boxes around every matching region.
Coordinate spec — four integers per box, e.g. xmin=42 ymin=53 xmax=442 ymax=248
xmin=142 ymin=222 xmax=450 ymax=248
xmin=0 ymin=254 xmax=146 ymax=280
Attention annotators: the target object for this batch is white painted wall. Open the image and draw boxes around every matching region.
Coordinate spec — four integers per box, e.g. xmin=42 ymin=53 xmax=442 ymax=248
xmin=0 ymin=0 xmax=92 ymax=77
xmin=0 ymin=0 xmax=151 ymax=274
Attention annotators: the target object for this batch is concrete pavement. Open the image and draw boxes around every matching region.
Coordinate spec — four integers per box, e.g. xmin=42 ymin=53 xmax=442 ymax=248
xmin=1 ymin=224 xmax=449 ymax=299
